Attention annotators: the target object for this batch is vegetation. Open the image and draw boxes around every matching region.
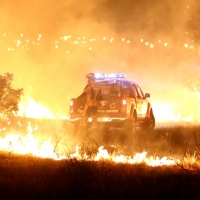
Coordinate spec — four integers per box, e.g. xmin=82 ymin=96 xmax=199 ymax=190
xmin=0 ymin=152 xmax=200 ymax=199
xmin=0 ymin=121 xmax=200 ymax=199
xmin=0 ymin=73 xmax=23 ymax=124
xmin=0 ymin=72 xmax=23 ymax=119
xmin=0 ymin=72 xmax=200 ymax=199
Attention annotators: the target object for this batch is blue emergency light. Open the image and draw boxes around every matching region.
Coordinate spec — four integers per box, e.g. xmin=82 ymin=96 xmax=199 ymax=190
xmin=94 ymin=73 xmax=125 ymax=79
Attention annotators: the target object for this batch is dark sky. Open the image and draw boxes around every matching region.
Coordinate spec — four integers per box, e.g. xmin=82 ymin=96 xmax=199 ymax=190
xmin=0 ymin=0 xmax=200 ymax=118
xmin=1 ymin=0 xmax=199 ymax=39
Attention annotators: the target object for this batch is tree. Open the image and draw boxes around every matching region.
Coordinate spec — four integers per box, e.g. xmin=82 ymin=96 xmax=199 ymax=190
xmin=0 ymin=72 xmax=23 ymax=119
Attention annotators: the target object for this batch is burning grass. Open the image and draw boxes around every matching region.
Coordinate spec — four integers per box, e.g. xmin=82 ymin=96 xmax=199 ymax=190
xmin=1 ymin=118 xmax=200 ymax=198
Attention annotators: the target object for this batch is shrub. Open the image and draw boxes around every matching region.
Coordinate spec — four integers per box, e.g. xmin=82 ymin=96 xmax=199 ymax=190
xmin=0 ymin=72 xmax=23 ymax=119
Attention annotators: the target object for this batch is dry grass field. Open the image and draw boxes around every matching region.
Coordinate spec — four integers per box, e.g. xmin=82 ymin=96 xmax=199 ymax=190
xmin=1 ymin=119 xmax=200 ymax=199
xmin=0 ymin=152 xmax=200 ymax=200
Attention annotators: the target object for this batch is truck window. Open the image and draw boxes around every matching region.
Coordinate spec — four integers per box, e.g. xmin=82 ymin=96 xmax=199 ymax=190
xmin=97 ymin=82 xmax=120 ymax=100
xmin=122 ymin=81 xmax=131 ymax=97
xmin=130 ymin=84 xmax=137 ymax=98
xmin=133 ymin=84 xmax=144 ymax=99
xmin=137 ymin=85 xmax=144 ymax=98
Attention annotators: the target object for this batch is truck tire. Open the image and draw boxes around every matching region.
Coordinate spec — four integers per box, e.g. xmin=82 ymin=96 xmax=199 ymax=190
xmin=140 ymin=109 xmax=155 ymax=133
xmin=124 ymin=110 xmax=137 ymax=146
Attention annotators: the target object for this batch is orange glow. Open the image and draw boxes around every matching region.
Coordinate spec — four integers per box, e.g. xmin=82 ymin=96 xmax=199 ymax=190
xmin=0 ymin=103 xmax=197 ymax=166
xmin=0 ymin=0 xmax=199 ymax=173
xmin=153 ymin=103 xmax=180 ymax=122
xmin=17 ymin=97 xmax=67 ymax=119
xmin=153 ymin=102 xmax=198 ymax=123
xmin=0 ymin=133 xmax=65 ymax=160
xmin=17 ymin=92 xmax=200 ymax=123
xmin=0 ymin=128 xmax=179 ymax=165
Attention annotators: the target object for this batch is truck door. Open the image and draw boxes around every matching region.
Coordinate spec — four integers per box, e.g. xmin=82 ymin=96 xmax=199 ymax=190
xmin=122 ymin=81 xmax=135 ymax=116
xmin=132 ymin=84 xmax=148 ymax=119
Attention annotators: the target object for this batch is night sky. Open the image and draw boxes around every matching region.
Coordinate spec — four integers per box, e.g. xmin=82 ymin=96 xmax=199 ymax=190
xmin=0 ymin=0 xmax=200 ymax=118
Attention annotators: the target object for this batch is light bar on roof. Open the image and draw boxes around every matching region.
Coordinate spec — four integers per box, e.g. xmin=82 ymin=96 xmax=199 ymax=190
xmin=94 ymin=73 xmax=125 ymax=79
xmin=94 ymin=73 xmax=105 ymax=79
xmin=118 ymin=73 xmax=125 ymax=78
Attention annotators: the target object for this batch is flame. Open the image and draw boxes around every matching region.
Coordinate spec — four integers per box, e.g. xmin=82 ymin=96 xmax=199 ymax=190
xmin=18 ymin=97 xmax=55 ymax=118
xmin=196 ymin=91 xmax=200 ymax=99
xmin=17 ymin=95 xmax=199 ymax=123
xmin=17 ymin=97 xmax=67 ymax=119
xmin=0 ymin=95 xmax=196 ymax=166
xmin=153 ymin=103 xmax=191 ymax=122
xmin=16 ymin=77 xmax=200 ymax=124
xmin=153 ymin=104 xmax=200 ymax=124
xmin=0 ymin=122 xmax=178 ymax=166
xmin=0 ymin=131 xmax=179 ymax=166
xmin=3 ymin=95 xmax=196 ymax=166
xmin=153 ymin=87 xmax=200 ymax=123
xmin=94 ymin=146 xmax=176 ymax=166
xmin=2 ymin=120 xmax=200 ymax=167
xmin=0 ymin=124 xmax=65 ymax=160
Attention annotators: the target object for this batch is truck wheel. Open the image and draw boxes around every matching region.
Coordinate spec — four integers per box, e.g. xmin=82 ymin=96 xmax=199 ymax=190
xmin=140 ymin=109 xmax=155 ymax=133
xmin=148 ymin=109 xmax=155 ymax=131
xmin=124 ymin=110 xmax=137 ymax=146
xmin=147 ymin=109 xmax=155 ymax=131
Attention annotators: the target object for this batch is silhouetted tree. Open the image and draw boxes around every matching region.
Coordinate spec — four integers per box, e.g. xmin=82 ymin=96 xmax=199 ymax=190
xmin=0 ymin=72 xmax=23 ymax=119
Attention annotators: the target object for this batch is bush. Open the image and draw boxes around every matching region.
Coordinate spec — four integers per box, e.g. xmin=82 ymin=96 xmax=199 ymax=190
xmin=0 ymin=72 xmax=23 ymax=119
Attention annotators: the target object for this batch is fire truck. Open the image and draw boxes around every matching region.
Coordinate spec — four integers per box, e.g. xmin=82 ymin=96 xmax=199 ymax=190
xmin=68 ymin=73 xmax=155 ymax=135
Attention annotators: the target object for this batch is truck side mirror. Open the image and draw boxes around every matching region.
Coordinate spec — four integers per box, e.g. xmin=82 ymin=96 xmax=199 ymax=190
xmin=145 ymin=93 xmax=150 ymax=98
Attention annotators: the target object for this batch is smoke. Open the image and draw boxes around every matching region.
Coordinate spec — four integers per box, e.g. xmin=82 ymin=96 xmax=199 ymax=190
xmin=0 ymin=0 xmax=199 ymax=121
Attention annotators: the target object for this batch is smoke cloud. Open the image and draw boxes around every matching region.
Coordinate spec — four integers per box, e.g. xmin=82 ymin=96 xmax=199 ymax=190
xmin=0 ymin=0 xmax=199 ymax=122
